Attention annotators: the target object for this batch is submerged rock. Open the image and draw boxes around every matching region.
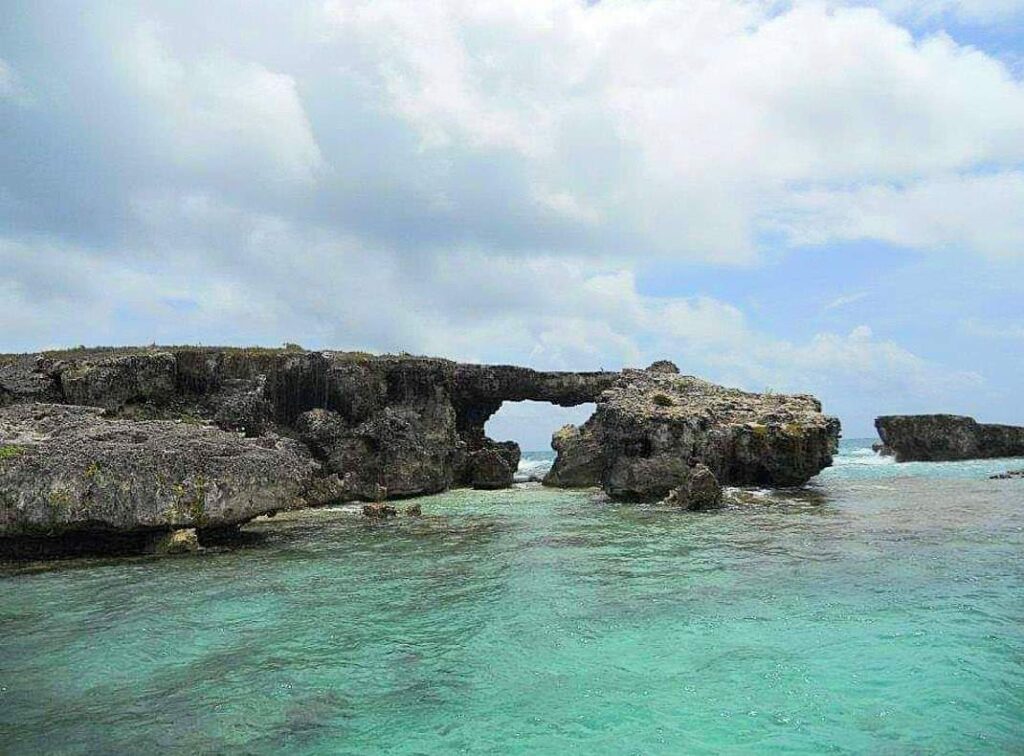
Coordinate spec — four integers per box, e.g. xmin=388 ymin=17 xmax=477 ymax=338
xmin=0 ymin=403 xmax=317 ymax=539
xmin=661 ymin=464 xmax=723 ymax=510
xmin=990 ymin=470 xmax=1024 ymax=480
xmin=362 ymin=502 xmax=397 ymax=518
xmin=875 ymin=415 xmax=1024 ymax=462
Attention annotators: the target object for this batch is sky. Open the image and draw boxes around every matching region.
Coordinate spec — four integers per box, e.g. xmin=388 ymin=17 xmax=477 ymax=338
xmin=2 ymin=0 xmax=1023 ymax=445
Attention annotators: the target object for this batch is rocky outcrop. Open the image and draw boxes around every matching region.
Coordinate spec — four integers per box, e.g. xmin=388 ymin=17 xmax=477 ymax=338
xmin=875 ymin=415 xmax=1024 ymax=462
xmin=660 ymin=464 xmax=723 ymax=511
xmin=0 ymin=347 xmax=615 ymax=511
xmin=58 ymin=352 xmax=178 ymax=410
xmin=0 ymin=346 xmax=839 ymax=551
xmin=0 ymin=403 xmax=317 ymax=539
xmin=464 ymin=447 xmax=515 ymax=489
xmin=544 ymin=424 xmax=605 ymax=487
xmin=545 ymin=363 xmax=840 ymax=500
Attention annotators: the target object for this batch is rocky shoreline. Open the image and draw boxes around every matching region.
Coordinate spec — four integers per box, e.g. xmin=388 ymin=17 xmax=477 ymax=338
xmin=1 ymin=347 xmax=841 ymax=556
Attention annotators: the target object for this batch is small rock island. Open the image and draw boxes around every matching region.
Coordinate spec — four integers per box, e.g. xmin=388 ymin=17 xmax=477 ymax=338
xmin=1 ymin=347 xmax=841 ymax=555
xmin=875 ymin=414 xmax=1024 ymax=462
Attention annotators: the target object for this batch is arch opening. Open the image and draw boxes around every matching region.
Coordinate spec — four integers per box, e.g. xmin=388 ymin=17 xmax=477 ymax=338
xmin=485 ymin=400 xmax=597 ymax=482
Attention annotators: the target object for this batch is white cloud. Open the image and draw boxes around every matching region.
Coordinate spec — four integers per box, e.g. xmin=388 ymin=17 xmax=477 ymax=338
xmin=2 ymin=213 xmax=977 ymax=412
xmin=958 ymin=317 xmax=1024 ymax=340
xmin=773 ymin=172 xmax=1024 ymax=258
xmin=314 ymin=0 xmax=1024 ymax=260
xmin=118 ymin=22 xmax=323 ymax=185
xmin=7 ymin=2 xmax=1024 ymax=260
xmin=824 ymin=291 xmax=869 ymax=311
xmin=1 ymin=0 xmax=1020 ymax=434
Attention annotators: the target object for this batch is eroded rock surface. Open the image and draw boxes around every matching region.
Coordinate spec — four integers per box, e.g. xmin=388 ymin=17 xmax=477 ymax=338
xmin=545 ymin=364 xmax=840 ymax=500
xmin=0 ymin=403 xmax=317 ymax=538
xmin=661 ymin=464 xmax=723 ymax=511
xmin=0 ymin=347 xmax=840 ymax=550
xmin=544 ymin=424 xmax=604 ymax=488
xmin=362 ymin=503 xmax=397 ymax=518
xmin=875 ymin=415 xmax=1024 ymax=462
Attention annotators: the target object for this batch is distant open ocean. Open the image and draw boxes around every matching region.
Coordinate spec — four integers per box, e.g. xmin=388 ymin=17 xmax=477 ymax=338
xmin=3 ymin=439 xmax=1022 ymax=753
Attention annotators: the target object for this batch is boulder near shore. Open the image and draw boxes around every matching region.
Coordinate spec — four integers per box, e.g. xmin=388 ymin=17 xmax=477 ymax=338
xmin=0 ymin=347 xmax=841 ymax=554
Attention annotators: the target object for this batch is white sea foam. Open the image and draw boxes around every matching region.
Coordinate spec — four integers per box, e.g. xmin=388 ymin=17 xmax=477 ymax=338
xmin=833 ymin=447 xmax=895 ymax=467
xmin=515 ymin=456 xmax=554 ymax=482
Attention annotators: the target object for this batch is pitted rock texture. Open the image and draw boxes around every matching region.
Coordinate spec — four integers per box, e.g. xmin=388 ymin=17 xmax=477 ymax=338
xmin=661 ymin=464 xmax=723 ymax=511
xmin=0 ymin=347 xmax=839 ymax=527
xmin=465 ymin=448 xmax=515 ymax=489
xmin=543 ymin=424 xmax=605 ymax=488
xmin=875 ymin=415 xmax=1024 ymax=462
xmin=0 ymin=348 xmax=617 ymax=500
xmin=59 ymin=352 xmax=178 ymax=410
xmin=545 ymin=365 xmax=840 ymax=499
xmin=0 ymin=403 xmax=318 ymax=538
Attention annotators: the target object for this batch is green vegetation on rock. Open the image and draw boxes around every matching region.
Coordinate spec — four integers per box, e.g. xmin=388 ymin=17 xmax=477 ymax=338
xmin=0 ymin=444 xmax=25 ymax=460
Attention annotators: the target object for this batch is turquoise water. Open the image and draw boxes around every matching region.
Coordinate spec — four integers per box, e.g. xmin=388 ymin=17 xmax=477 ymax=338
xmin=2 ymin=440 xmax=1023 ymax=753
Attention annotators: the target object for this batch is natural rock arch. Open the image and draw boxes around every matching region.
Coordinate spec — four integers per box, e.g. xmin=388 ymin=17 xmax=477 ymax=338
xmin=1 ymin=347 xmax=841 ymax=550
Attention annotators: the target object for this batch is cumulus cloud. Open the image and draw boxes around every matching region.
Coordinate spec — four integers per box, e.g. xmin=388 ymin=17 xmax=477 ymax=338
xmin=315 ymin=0 xmax=1024 ymax=260
xmin=1 ymin=0 xmax=1020 ymax=434
xmin=4 ymin=0 xmax=1024 ymax=258
xmin=119 ymin=22 xmax=323 ymax=186
xmin=773 ymin=172 xmax=1024 ymax=258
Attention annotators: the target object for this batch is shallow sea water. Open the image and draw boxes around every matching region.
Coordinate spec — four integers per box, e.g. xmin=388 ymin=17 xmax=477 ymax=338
xmin=2 ymin=441 xmax=1023 ymax=754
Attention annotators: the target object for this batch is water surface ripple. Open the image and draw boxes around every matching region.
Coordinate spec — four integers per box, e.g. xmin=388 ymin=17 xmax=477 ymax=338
xmin=2 ymin=442 xmax=1023 ymax=753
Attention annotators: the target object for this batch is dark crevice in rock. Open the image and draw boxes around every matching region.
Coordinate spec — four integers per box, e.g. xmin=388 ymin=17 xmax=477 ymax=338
xmin=1 ymin=528 xmax=166 ymax=561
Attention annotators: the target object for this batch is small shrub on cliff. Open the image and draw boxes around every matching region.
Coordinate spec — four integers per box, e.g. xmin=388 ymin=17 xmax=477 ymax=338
xmin=652 ymin=393 xmax=674 ymax=407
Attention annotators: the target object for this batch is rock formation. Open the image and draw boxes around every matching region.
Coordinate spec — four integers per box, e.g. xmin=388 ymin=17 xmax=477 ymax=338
xmin=0 ymin=403 xmax=317 ymax=540
xmin=0 ymin=346 xmax=840 ymax=551
xmin=545 ymin=362 xmax=840 ymax=499
xmin=660 ymin=463 xmax=723 ymax=510
xmin=874 ymin=415 xmax=1024 ymax=462
xmin=362 ymin=503 xmax=397 ymax=518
